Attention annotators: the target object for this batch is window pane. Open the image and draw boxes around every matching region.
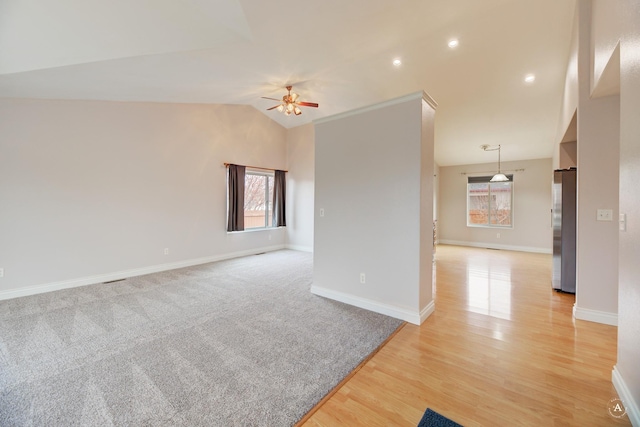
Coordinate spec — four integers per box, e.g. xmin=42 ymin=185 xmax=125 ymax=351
xmin=244 ymin=172 xmax=275 ymax=229
xmin=468 ymin=183 xmax=489 ymax=225
xmin=244 ymin=174 xmax=267 ymax=229
xmin=266 ymin=176 xmax=274 ymax=227
xmin=489 ymin=182 xmax=512 ymax=226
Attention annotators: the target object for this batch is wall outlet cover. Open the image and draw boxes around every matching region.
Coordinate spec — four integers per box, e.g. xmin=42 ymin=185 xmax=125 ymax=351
xmin=597 ymin=209 xmax=613 ymax=221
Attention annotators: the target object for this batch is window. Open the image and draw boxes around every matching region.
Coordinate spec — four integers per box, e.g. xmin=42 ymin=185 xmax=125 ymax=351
xmin=467 ymin=176 xmax=513 ymax=227
xmin=244 ymin=170 xmax=274 ymax=229
xmin=227 ymin=164 xmax=286 ymax=232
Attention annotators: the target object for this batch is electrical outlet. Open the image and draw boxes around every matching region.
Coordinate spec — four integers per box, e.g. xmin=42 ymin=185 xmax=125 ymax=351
xmin=319 ymin=208 xmax=325 ymax=217
xmin=0 ymin=268 xmax=3 ymax=278
xmin=496 ymin=232 xmax=500 ymax=239
xmin=164 ymin=248 xmax=169 ymax=255
xmin=360 ymin=273 xmax=366 ymax=284
xmin=597 ymin=209 xmax=613 ymax=221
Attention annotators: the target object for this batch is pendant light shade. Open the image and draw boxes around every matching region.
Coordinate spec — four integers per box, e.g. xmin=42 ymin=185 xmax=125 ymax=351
xmin=481 ymin=144 xmax=510 ymax=182
xmin=490 ymin=173 xmax=509 ymax=182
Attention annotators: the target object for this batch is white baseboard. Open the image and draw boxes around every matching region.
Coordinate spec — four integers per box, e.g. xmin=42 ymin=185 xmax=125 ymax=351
xmin=573 ymin=304 xmax=618 ymax=326
xmin=0 ymin=244 xmax=286 ymax=301
xmin=420 ymin=300 xmax=436 ymax=324
xmin=285 ymin=244 xmax=313 ymax=253
xmin=310 ymin=285 xmax=434 ymax=325
xmin=613 ymin=365 xmax=640 ymax=426
xmin=438 ymin=239 xmax=552 ymax=254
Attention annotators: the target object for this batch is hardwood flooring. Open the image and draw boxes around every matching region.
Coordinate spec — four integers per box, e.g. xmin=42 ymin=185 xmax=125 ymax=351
xmin=300 ymin=245 xmax=630 ymax=426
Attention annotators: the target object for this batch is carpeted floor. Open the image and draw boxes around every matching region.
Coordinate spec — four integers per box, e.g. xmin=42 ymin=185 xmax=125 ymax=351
xmin=0 ymin=250 xmax=402 ymax=426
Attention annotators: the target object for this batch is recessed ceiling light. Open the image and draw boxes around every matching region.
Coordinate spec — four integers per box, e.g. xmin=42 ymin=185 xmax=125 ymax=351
xmin=393 ymin=58 xmax=402 ymax=67
xmin=448 ymin=39 xmax=459 ymax=48
xmin=525 ymin=74 xmax=536 ymax=83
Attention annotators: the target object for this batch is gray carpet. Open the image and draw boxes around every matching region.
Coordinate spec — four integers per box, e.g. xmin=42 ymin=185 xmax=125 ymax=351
xmin=0 ymin=250 xmax=402 ymax=426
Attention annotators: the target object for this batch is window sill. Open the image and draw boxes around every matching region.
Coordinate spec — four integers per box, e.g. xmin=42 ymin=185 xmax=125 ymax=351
xmin=227 ymin=226 xmax=286 ymax=234
xmin=467 ymin=224 xmax=513 ymax=229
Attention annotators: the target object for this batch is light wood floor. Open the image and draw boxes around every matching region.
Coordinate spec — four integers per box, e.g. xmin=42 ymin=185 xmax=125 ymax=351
xmin=300 ymin=245 xmax=630 ymax=426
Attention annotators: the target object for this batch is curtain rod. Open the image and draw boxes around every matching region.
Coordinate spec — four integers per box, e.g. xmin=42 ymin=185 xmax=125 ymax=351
xmin=224 ymin=163 xmax=288 ymax=173
xmin=460 ymin=168 xmax=524 ymax=176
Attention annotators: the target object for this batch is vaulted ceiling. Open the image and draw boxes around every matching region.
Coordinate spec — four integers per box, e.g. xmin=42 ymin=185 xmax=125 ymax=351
xmin=0 ymin=0 xmax=576 ymax=165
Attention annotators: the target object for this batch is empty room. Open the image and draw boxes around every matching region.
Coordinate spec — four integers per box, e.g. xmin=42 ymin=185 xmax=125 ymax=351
xmin=1 ymin=1 xmax=638 ymax=426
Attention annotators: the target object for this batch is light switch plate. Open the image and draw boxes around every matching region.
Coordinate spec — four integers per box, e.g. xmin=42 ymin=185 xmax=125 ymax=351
xmin=619 ymin=213 xmax=627 ymax=231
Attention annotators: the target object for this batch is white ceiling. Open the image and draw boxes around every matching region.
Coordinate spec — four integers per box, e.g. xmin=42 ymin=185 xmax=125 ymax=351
xmin=0 ymin=0 xmax=576 ymax=166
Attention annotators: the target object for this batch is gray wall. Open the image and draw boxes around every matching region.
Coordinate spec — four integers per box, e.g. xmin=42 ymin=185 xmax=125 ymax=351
xmin=559 ymin=141 xmax=577 ymax=168
xmin=312 ymin=92 xmax=435 ymax=324
xmin=0 ymin=99 xmax=287 ymax=297
xmin=575 ymin=0 xmax=620 ymax=326
xmin=589 ymin=0 xmax=640 ymax=422
xmin=554 ymin=1 xmax=639 ymax=421
xmin=438 ymin=158 xmax=553 ymax=253
xmin=285 ymin=124 xmax=314 ymax=252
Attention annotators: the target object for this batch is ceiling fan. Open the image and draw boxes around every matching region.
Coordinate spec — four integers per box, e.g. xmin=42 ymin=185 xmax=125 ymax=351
xmin=262 ymin=86 xmax=319 ymax=116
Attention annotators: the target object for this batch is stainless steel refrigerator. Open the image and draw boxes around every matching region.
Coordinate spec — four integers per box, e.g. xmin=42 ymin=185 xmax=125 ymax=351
xmin=552 ymin=168 xmax=576 ymax=293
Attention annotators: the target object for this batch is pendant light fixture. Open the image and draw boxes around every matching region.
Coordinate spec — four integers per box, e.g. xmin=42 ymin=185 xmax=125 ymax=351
xmin=481 ymin=144 xmax=510 ymax=182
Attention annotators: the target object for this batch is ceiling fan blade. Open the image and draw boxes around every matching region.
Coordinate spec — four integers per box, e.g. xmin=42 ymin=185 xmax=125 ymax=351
xmin=261 ymin=97 xmax=282 ymax=102
xmin=297 ymin=101 xmax=319 ymax=108
xmin=266 ymin=105 xmax=281 ymax=111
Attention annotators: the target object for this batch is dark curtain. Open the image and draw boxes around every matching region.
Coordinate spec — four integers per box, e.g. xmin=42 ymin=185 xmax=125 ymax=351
xmin=272 ymin=170 xmax=286 ymax=227
xmin=227 ymin=164 xmax=246 ymax=232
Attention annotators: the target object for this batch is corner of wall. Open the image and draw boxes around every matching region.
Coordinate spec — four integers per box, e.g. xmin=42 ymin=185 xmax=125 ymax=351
xmin=612 ymin=366 xmax=640 ymax=426
xmin=573 ymin=303 xmax=618 ymax=326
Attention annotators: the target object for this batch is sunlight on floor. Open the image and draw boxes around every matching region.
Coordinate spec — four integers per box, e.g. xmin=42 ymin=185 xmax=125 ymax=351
xmin=466 ymin=257 xmax=512 ymax=320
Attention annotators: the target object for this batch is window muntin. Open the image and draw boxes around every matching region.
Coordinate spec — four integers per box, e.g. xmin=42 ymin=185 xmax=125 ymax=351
xmin=244 ymin=170 xmax=274 ymax=229
xmin=467 ymin=176 xmax=513 ymax=227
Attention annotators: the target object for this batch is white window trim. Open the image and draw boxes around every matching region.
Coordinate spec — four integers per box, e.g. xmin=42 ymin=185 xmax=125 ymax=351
xmin=466 ymin=178 xmax=514 ymax=229
xmin=243 ymin=168 xmax=275 ymax=231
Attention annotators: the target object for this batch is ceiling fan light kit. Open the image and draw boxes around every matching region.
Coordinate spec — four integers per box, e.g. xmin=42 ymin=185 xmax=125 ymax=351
xmin=262 ymin=85 xmax=318 ymax=116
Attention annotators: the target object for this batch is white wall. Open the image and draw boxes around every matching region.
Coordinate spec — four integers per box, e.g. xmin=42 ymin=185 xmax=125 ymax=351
xmin=438 ymin=158 xmax=553 ymax=253
xmin=589 ymin=0 xmax=640 ymax=424
xmin=559 ymin=141 xmax=577 ymax=168
xmin=0 ymin=99 xmax=287 ymax=298
xmin=554 ymin=1 xmax=639 ymax=423
xmin=312 ymin=92 xmax=435 ymax=325
xmin=434 ymin=163 xmax=440 ymax=242
xmin=285 ymin=124 xmax=314 ymax=252
xmin=420 ymin=100 xmax=436 ymax=311
xmin=553 ymin=9 xmax=579 ymax=171
xmin=591 ymin=0 xmax=624 ymax=93
xmin=574 ymin=1 xmax=620 ymax=326
xmin=616 ymin=0 xmax=640 ymax=419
